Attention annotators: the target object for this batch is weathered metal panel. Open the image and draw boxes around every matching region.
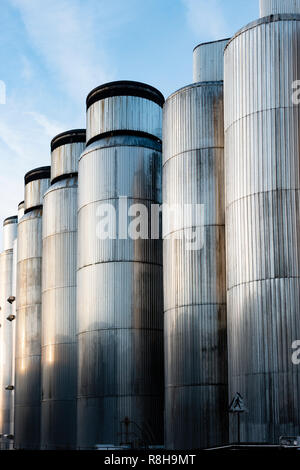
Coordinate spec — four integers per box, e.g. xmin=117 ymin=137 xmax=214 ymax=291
xmin=77 ymin=82 xmax=164 ymax=449
xmin=10 ymin=237 xmax=17 ymax=446
xmin=0 ymin=219 xmax=17 ymax=450
xmin=18 ymin=202 xmax=24 ymax=221
xmin=193 ymin=39 xmax=229 ymax=83
xmin=260 ymin=0 xmax=300 ymax=16
xmin=225 ymin=14 xmax=300 ymax=442
xmin=25 ymin=179 xmax=50 ymax=212
xmin=41 ymin=133 xmax=85 ymax=450
xmin=14 ymin=170 xmax=50 ymax=449
xmin=50 ymin=130 xmax=86 ymax=182
xmin=3 ymin=218 xmax=18 ymax=252
xmin=163 ymin=79 xmax=228 ymax=449
xmin=86 ymin=82 xmax=164 ymax=145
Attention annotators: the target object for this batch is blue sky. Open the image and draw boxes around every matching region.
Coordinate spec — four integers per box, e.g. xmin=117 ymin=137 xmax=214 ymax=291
xmin=0 ymin=0 xmax=259 ymax=246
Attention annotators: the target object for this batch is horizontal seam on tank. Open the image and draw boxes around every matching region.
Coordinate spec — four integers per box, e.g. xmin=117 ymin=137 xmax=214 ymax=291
xmin=80 ymin=143 xmax=162 ymax=160
xmin=163 ymin=147 xmax=224 ymax=166
xmin=15 ymin=353 xmax=41 ymax=359
xmin=164 ymin=303 xmax=227 ymax=314
xmin=42 ymin=285 xmax=76 ymax=294
xmin=15 ymin=404 xmax=40 ymax=408
xmin=42 ymin=230 xmax=77 ymax=240
xmin=78 ymin=197 xmax=161 ymax=213
xmin=17 ymin=256 xmax=42 ymax=263
xmin=230 ymin=372 xmax=293 ymax=378
xmin=77 ymin=393 xmax=163 ymax=399
xmin=44 ymin=184 xmax=77 ymax=195
xmin=164 ymin=224 xmax=225 ymax=239
xmin=166 ymin=81 xmax=223 ymax=101
xmin=228 ymin=276 xmax=300 ymax=291
xmin=225 ymin=105 xmax=298 ymax=133
xmin=166 ymin=383 xmax=227 ymax=388
xmin=16 ymin=304 xmax=41 ymax=311
xmin=226 ymin=188 xmax=300 ymax=211
xmin=77 ymin=260 xmax=163 ymax=271
xmin=41 ymin=398 xmax=76 ymax=403
xmin=41 ymin=342 xmax=76 ymax=348
xmin=76 ymin=328 xmax=163 ymax=335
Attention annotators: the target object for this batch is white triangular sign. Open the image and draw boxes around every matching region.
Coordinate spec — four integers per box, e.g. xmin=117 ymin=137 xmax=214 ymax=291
xmin=229 ymin=393 xmax=248 ymax=413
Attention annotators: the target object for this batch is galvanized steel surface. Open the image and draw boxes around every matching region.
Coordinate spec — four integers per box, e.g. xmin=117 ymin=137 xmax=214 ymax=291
xmin=87 ymin=95 xmax=162 ymax=144
xmin=18 ymin=203 xmax=24 ymax=221
xmin=10 ymin=238 xmax=17 ymax=446
xmin=41 ymin=139 xmax=84 ymax=449
xmin=51 ymin=140 xmax=85 ymax=182
xmin=3 ymin=218 xmax=18 ymax=251
xmin=77 ymin=85 xmax=164 ymax=449
xmin=224 ymin=13 xmax=300 ymax=443
xmin=0 ymin=223 xmax=16 ymax=449
xmin=15 ymin=174 xmax=49 ymax=449
xmin=25 ymin=178 xmax=50 ymax=212
xmin=163 ymin=81 xmax=228 ymax=449
xmin=193 ymin=39 xmax=229 ymax=83
xmin=260 ymin=0 xmax=300 ymax=16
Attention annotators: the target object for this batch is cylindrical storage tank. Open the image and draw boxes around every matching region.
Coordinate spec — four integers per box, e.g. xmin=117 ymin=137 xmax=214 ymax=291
xmin=163 ymin=41 xmax=228 ymax=450
xmin=193 ymin=39 xmax=229 ymax=83
xmin=18 ymin=201 xmax=25 ymax=221
xmin=41 ymin=130 xmax=86 ymax=450
xmin=225 ymin=8 xmax=300 ymax=443
xmin=260 ymin=0 xmax=300 ymax=16
xmin=14 ymin=167 xmax=50 ymax=449
xmin=77 ymin=81 xmax=164 ymax=449
xmin=0 ymin=217 xmax=17 ymax=450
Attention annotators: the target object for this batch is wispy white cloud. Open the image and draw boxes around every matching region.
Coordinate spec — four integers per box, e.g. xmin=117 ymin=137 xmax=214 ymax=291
xmin=10 ymin=0 xmax=116 ymax=102
xmin=0 ymin=99 xmax=67 ymax=249
xmin=21 ymin=55 xmax=34 ymax=81
xmin=27 ymin=111 xmax=64 ymax=138
xmin=182 ymin=0 xmax=229 ymax=40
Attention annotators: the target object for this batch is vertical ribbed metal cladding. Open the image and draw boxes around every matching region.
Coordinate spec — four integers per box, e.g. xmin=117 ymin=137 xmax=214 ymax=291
xmin=18 ymin=202 xmax=25 ymax=221
xmin=10 ymin=237 xmax=17 ymax=446
xmin=14 ymin=168 xmax=50 ymax=449
xmin=163 ymin=81 xmax=228 ymax=449
xmin=41 ymin=131 xmax=86 ymax=449
xmin=225 ymin=13 xmax=300 ymax=443
xmin=77 ymin=81 xmax=164 ymax=449
xmin=193 ymin=39 xmax=230 ymax=83
xmin=0 ymin=218 xmax=17 ymax=450
xmin=260 ymin=0 xmax=300 ymax=16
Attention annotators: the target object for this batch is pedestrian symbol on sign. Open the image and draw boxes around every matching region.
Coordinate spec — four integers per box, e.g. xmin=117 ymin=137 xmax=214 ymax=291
xmin=229 ymin=392 xmax=248 ymax=413
xmin=229 ymin=393 xmax=248 ymax=444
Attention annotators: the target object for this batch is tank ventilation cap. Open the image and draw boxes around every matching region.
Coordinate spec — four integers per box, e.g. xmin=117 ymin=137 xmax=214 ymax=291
xmin=86 ymin=80 xmax=165 ymax=109
xmin=24 ymin=166 xmax=51 ymax=185
xmin=51 ymin=129 xmax=86 ymax=152
xmin=3 ymin=216 xmax=18 ymax=227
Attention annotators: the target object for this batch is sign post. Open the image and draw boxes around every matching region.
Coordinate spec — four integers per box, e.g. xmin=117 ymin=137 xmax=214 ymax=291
xmin=229 ymin=393 xmax=248 ymax=444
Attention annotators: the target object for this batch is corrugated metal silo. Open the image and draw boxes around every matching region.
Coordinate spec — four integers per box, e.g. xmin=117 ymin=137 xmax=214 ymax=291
xmin=193 ymin=39 xmax=229 ymax=83
xmin=77 ymin=81 xmax=164 ymax=448
xmin=41 ymin=130 xmax=86 ymax=449
xmin=224 ymin=0 xmax=300 ymax=443
xmin=8 ymin=204 xmax=24 ymax=449
xmin=18 ymin=201 xmax=25 ymax=221
xmin=163 ymin=40 xmax=229 ymax=449
xmin=260 ymin=0 xmax=300 ymax=16
xmin=0 ymin=217 xmax=17 ymax=450
xmin=14 ymin=167 xmax=50 ymax=449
